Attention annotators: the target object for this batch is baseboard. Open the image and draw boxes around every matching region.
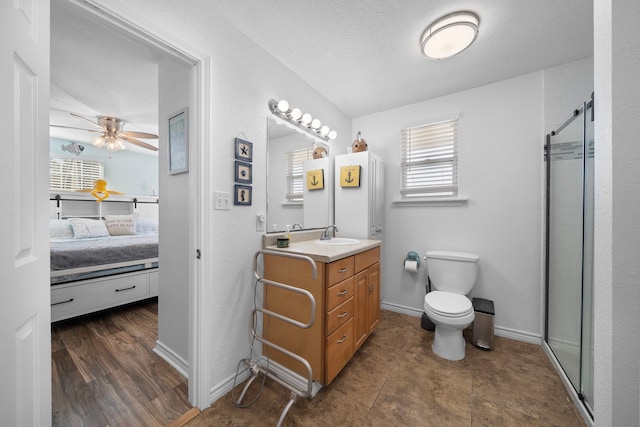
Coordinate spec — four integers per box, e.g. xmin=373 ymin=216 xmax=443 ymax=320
xmin=207 ymin=357 xmax=323 ymax=407
xmin=154 ymin=340 xmax=189 ymax=379
xmin=208 ymin=363 xmax=252 ymax=404
xmin=381 ymin=301 xmax=423 ymax=317
xmin=381 ymin=301 xmax=542 ymax=345
xmin=494 ymin=326 xmax=542 ymax=345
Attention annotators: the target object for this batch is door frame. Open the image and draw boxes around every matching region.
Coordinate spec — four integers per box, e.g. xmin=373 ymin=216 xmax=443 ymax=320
xmin=65 ymin=0 xmax=212 ymax=408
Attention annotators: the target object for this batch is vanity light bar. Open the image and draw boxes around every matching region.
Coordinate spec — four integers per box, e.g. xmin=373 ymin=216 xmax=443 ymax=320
xmin=268 ymin=99 xmax=338 ymax=142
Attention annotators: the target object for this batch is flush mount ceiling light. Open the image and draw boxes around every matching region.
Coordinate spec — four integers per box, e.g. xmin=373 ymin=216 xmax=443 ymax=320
xmin=420 ymin=11 xmax=479 ymax=59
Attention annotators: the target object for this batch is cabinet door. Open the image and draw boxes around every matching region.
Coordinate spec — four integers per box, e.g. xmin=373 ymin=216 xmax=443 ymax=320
xmin=354 ymin=269 xmax=369 ymax=350
xmin=367 ymin=262 xmax=381 ymax=334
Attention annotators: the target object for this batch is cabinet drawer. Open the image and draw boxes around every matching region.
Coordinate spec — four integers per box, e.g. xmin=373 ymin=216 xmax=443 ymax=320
xmin=354 ymin=246 xmax=380 ymax=273
xmin=325 ymin=296 xmax=353 ymax=336
xmin=149 ymin=270 xmax=159 ymax=296
xmin=325 ymin=318 xmax=354 ymax=384
xmin=326 ymin=276 xmax=354 ymax=312
xmin=51 ymin=272 xmax=149 ymax=321
xmin=327 ymin=256 xmax=354 ymax=286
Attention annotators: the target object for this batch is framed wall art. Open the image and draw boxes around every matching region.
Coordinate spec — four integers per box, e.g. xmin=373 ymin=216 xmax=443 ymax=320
xmin=234 ymin=184 xmax=252 ymax=206
xmin=168 ymin=107 xmax=189 ymax=175
xmin=235 ymin=138 xmax=253 ymax=162
xmin=235 ymin=161 xmax=252 ymax=184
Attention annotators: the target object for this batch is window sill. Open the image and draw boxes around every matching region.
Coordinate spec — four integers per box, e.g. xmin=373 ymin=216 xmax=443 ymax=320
xmin=282 ymin=201 xmax=303 ymax=208
xmin=393 ymin=197 xmax=468 ymax=207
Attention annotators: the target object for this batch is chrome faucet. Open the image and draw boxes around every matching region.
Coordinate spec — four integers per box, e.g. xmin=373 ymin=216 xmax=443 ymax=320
xmin=292 ymin=223 xmax=303 ymax=231
xmin=320 ymin=225 xmax=339 ymax=240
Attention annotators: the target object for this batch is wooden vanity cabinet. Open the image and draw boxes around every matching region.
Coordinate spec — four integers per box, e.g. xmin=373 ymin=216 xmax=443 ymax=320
xmin=263 ymin=245 xmax=380 ymax=385
xmin=354 ymin=247 xmax=381 ymax=351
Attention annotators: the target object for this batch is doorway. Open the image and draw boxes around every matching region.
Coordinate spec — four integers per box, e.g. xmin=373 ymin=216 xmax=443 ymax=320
xmin=49 ymin=0 xmax=208 ymax=416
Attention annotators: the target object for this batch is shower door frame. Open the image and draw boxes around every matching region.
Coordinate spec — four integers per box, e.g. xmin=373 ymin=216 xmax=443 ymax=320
xmin=544 ymin=94 xmax=594 ymax=421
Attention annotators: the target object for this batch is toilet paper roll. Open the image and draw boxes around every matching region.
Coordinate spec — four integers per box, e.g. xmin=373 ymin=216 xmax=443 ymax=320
xmin=404 ymin=259 xmax=418 ymax=273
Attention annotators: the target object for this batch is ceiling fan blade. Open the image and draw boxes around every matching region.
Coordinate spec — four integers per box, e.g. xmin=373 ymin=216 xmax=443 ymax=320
xmin=120 ymin=131 xmax=159 ymax=139
xmin=50 ymin=124 xmax=101 ymax=132
xmin=69 ymin=112 xmax=106 ymax=130
xmin=118 ymin=135 xmax=159 ymax=151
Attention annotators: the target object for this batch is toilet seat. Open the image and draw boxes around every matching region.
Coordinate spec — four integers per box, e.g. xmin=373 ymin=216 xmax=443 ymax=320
xmin=424 ymin=291 xmax=473 ymax=318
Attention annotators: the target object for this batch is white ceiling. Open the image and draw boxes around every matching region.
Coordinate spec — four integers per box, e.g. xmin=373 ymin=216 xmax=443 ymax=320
xmin=50 ymin=0 xmax=593 ymax=149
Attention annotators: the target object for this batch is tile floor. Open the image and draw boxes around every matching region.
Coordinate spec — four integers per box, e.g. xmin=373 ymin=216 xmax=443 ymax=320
xmin=187 ymin=310 xmax=587 ymax=426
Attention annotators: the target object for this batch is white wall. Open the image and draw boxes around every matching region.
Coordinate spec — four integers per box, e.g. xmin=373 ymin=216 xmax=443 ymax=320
xmin=99 ymin=0 xmax=352 ymax=400
xmin=157 ymin=57 xmax=191 ymax=366
xmin=50 ymin=138 xmax=158 ymax=196
xmin=353 ymin=72 xmax=544 ymax=341
xmin=594 ymin=0 xmax=640 ymax=425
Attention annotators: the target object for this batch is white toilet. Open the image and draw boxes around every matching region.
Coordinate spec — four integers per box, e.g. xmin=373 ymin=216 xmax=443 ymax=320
xmin=424 ymin=250 xmax=479 ymax=361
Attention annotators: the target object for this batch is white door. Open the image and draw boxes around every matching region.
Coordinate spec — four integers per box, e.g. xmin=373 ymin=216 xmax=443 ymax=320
xmin=0 ymin=1 xmax=51 ymax=425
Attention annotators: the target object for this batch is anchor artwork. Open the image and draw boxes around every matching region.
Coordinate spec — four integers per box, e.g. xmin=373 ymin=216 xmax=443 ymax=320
xmin=340 ymin=165 xmax=361 ymax=188
xmin=306 ymin=169 xmax=324 ymax=190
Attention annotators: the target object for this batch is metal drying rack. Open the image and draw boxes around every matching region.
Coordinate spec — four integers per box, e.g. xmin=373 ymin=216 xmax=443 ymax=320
xmin=237 ymin=249 xmax=318 ymax=427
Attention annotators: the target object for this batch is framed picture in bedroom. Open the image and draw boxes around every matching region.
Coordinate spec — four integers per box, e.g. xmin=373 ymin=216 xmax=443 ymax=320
xmin=168 ymin=107 xmax=189 ymax=175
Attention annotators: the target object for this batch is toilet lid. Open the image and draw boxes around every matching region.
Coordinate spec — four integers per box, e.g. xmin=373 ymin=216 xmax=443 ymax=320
xmin=425 ymin=291 xmax=473 ymax=317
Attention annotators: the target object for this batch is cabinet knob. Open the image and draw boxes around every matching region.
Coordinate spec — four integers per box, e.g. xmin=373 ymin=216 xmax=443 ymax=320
xmin=338 ymin=268 xmax=349 ymax=273
xmin=337 ymin=311 xmax=349 ymax=319
xmin=337 ymin=335 xmax=348 ymax=344
xmin=337 ymin=289 xmax=349 ymax=296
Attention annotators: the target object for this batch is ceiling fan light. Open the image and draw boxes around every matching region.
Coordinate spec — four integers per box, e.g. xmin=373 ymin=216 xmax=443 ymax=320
xmin=115 ymin=139 xmax=126 ymax=150
xmin=421 ymin=11 xmax=479 ymax=59
xmin=93 ymin=135 xmax=106 ymax=148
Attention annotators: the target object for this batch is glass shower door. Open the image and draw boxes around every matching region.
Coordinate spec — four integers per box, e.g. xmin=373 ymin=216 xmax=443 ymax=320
xmin=545 ymin=98 xmax=594 ymax=417
xmin=546 ymin=104 xmax=586 ymax=392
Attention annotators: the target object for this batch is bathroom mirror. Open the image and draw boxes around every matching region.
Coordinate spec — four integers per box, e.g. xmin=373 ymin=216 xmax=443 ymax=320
xmin=267 ymin=117 xmax=331 ymax=233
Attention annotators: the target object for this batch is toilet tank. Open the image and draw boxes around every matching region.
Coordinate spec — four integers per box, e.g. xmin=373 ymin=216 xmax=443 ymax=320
xmin=425 ymin=250 xmax=479 ymax=295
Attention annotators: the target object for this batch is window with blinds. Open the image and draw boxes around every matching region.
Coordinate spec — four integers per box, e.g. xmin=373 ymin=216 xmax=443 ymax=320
xmin=285 ymin=147 xmax=312 ymax=202
xmin=49 ymin=157 xmax=104 ymax=191
xmin=401 ymin=118 xmax=459 ymax=197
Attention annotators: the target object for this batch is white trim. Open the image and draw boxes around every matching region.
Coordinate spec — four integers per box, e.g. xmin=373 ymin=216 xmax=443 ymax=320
xmin=393 ymin=197 xmax=468 ymax=207
xmin=381 ymin=301 xmax=542 ymax=345
xmin=381 ymin=301 xmax=424 ymax=317
xmin=542 ymin=342 xmax=594 ymax=426
xmin=209 ymin=366 xmax=252 ymax=404
xmin=74 ymin=0 xmax=212 ymax=410
xmin=154 ymin=340 xmax=189 ymax=379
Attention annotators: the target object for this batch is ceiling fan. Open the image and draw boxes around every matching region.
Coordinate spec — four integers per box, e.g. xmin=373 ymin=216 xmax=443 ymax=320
xmin=50 ymin=113 xmax=159 ymax=152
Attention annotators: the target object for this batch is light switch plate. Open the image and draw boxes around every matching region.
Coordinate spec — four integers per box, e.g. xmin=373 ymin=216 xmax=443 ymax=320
xmin=214 ymin=191 xmax=231 ymax=210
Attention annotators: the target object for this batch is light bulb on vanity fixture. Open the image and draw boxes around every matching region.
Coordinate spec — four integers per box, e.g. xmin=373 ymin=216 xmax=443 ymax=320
xmin=268 ymin=99 xmax=337 ymax=142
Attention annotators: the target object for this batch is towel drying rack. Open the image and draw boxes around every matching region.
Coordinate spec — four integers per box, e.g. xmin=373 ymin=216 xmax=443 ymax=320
xmin=236 ymin=249 xmax=318 ymax=427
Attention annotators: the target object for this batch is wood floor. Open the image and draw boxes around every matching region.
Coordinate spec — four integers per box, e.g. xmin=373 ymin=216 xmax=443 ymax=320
xmin=51 ymin=298 xmax=192 ymax=426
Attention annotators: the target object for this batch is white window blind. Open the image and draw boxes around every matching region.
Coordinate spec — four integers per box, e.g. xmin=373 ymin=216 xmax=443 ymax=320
xmin=401 ymin=118 xmax=458 ymax=197
xmin=49 ymin=157 xmax=104 ymax=191
xmin=285 ymin=147 xmax=311 ymax=201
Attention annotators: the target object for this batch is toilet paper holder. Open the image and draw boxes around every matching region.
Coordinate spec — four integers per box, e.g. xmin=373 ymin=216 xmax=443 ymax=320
xmin=404 ymin=251 xmax=420 ymax=269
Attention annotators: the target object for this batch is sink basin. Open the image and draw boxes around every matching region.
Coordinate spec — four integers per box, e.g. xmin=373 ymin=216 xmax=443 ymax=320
xmin=315 ymin=238 xmax=361 ymax=246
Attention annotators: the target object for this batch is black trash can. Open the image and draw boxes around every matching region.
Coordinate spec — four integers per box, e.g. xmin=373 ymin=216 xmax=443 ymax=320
xmin=471 ymin=298 xmax=495 ymax=350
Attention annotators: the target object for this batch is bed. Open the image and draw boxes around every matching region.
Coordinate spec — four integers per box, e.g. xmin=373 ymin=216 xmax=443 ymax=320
xmin=50 ymin=193 xmax=160 ymax=322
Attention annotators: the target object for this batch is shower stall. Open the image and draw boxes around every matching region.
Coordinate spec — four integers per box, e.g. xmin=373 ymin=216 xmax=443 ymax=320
xmin=544 ymin=94 xmax=594 ymax=420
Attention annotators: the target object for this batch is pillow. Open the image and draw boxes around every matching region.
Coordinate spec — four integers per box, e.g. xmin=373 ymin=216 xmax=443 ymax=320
xmin=136 ymin=217 xmax=159 ymax=234
xmin=104 ymin=214 xmax=138 ymax=236
xmin=68 ymin=218 xmax=110 ymax=239
xmin=50 ymin=219 xmax=74 ymax=240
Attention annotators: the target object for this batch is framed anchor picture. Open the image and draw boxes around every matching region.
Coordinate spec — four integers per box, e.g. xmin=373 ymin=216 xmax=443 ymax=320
xmin=340 ymin=165 xmax=361 ymax=187
xmin=306 ymin=169 xmax=324 ymax=190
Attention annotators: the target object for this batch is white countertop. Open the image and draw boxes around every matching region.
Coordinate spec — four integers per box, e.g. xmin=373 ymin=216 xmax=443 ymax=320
xmin=264 ymin=239 xmax=381 ymax=263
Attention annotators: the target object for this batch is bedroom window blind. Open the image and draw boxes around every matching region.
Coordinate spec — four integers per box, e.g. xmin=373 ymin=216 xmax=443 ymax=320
xmin=285 ymin=147 xmax=311 ymax=202
xmin=401 ymin=118 xmax=459 ymax=197
xmin=49 ymin=157 xmax=104 ymax=191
